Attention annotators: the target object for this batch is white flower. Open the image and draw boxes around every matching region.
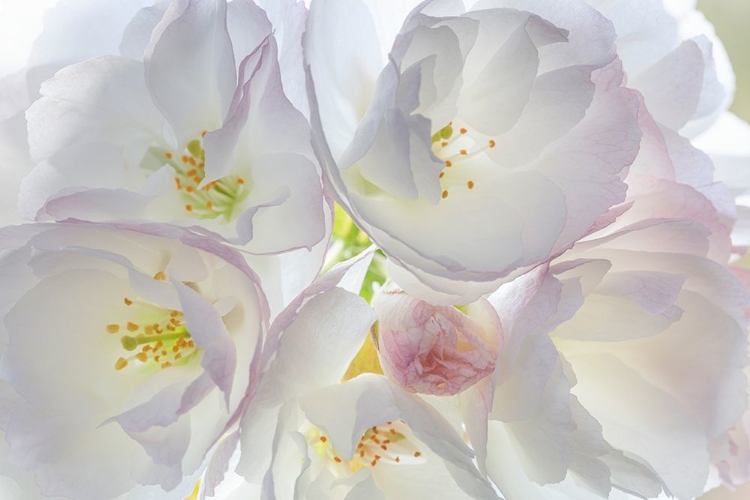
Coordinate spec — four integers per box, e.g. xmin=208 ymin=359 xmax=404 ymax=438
xmin=306 ymin=0 xmax=642 ymax=304
xmin=21 ymin=0 xmax=326 ymax=253
xmin=0 ymin=222 xmax=269 ymax=499
xmin=233 ymin=252 xmax=500 ymax=499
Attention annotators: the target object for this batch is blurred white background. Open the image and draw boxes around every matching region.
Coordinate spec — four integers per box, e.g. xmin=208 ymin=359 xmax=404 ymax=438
xmin=698 ymin=0 xmax=750 ymax=122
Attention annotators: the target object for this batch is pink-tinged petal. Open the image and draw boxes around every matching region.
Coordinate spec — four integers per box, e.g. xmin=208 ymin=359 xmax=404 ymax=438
xmin=253 ymin=0 xmax=309 ymax=116
xmin=338 ymin=63 xmax=422 ymax=200
xmin=235 ymin=152 xmax=325 ymax=253
xmin=4 ymin=402 xmax=145 ymax=499
xmin=631 ymin=37 xmax=708 ymax=131
xmin=120 ymin=1 xmax=170 ymax=60
xmin=540 ymin=59 xmax=640 ymax=253
xmin=584 ymin=0 xmax=679 ymax=77
xmin=489 ymin=64 xmax=596 ymax=168
xmin=458 ymin=377 xmax=493 ymax=474
xmin=259 ymin=247 xmax=374 ymax=368
xmin=202 ymin=35 xmax=325 ymax=251
xmin=260 ymin=287 xmax=375 ymax=400
xmin=226 ymin=0 xmax=273 ymax=70
xmin=374 ymin=286 xmax=501 ymax=396
xmin=566 ymin=354 xmax=708 ymax=500
xmin=305 ymin=0 xmax=384 ymax=160
xmin=487 ymin=359 xmax=575 ymax=489
xmin=471 ymin=0 xmax=617 ymax=70
xmin=202 ymin=37 xmax=271 ymax=183
xmin=201 ymin=429 xmax=240 ymax=498
xmin=491 ymin=332 xmax=559 ymax=423
xmin=173 ymin=280 xmax=236 ymax=406
xmin=236 ymin=250 xmax=374 ymax=481
xmin=26 ymin=56 xmax=162 ymax=166
xmin=145 ymin=0 xmax=236 ymax=143
xmin=109 ymin=373 xmax=210 ymax=435
xmin=458 ymin=18 xmax=541 ymax=136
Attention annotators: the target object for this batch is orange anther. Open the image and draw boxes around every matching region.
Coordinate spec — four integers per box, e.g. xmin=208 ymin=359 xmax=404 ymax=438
xmin=170 ymin=311 xmax=179 ymax=317
xmin=460 ymin=128 xmax=467 ymax=134
xmin=181 ymin=155 xmax=188 ymax=163
xmin=186 ymin=204 xmax=193 ymax=212
xmin=488 ymin=139 xmax=496 ymax=148
xmin=186 ymin=169 xmax=197 ymax=177
xmin=153 ymin=271 xmax=166 ymax=280
xmin=414 ymin=452 xmax=421 ymax=457
xmin=206 ymin=201 xmax=213 ymax=209
xmin=124 ymin=298 xmax=133 ymax=306
xmin=334 ymin=457 xmax=342 ymax=463
xmin=441 ymin=141 xmax=448 ymax=147
xmin=395 ymin=457 xmax=400 ymax=463
xmin=445 ymin=160 xmax=452 ymax=167
xmin=467 ymin=180 xmax=475 ymax=189
xmin=115 ymin=358 xmax=128 ymax=370
xmin=127 ymin=322 xmax=139 ymax=332
xmin=165 ymin=152 xmax=173 ymax=159
xmin=161 ymin=362 xmax=172 ymax=369
xmin=460 ymin=149 xmax=467 ymax=156
xmin=441 ymin=190 xmax=449 ymax=199
xmin=136 ymin=352 xmax=148 ymax=362
xmin=188 ymin=157 xmax=196 ymax=166
xmin=174 ymin=353 xmax=182 ymax=360
xmin=237 ymin=178 xmax=245 ymax=185
xmin=320 ymin=436 xmax=328 ymax=443
xmin=106 ymin=324 xmax=120 ymax=334
xmin=186 ymin=186 xmax=194 ymax=193
xmin=201 ymin=130 xmax=207 ymax=138
xmin=439 ymin=172 xmax=445 ymax=179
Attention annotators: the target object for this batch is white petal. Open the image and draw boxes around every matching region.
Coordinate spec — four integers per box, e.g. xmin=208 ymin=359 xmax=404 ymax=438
xmin=145 ymin=0 xmax=236 ymax=143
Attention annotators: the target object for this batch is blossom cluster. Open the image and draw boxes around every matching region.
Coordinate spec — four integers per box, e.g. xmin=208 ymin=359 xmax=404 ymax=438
xmin=0 ymin=0 xmax=749 ymax=499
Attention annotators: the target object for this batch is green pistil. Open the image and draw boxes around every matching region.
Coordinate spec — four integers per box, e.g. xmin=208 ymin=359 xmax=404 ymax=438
xmin=431 ymin=124 xmax=454 ymax=144
xmin=187 ymin=139 xmax=205 ymax=161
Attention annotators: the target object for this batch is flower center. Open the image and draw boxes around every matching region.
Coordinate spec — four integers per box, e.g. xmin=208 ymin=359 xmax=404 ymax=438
xmin=305 ymin=420 xmax=424 ymax=477
xmin=159 ymin=131 xmax=249 ymax=221
xmin=105 ymin=273 xmax=199 ymax=371
xmin=431 ymin=123 xmax=497 ymax=200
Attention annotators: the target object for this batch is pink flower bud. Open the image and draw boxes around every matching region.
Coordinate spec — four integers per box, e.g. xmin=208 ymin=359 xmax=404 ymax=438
xmin=373 ymin=285 xmax=502 ymax=396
